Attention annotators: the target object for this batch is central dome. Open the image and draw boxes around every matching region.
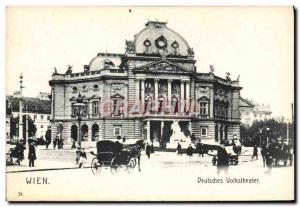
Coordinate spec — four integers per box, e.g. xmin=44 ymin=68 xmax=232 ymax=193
xmin=133 ymin=21 xmax=193 ymax=56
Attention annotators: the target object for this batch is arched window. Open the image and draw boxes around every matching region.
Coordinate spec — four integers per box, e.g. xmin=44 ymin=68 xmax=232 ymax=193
xmin=158 ymin=96 xmax=165 ymax=113
xmin=92 ymin=124 xmax=99 ymax=141
xmin=215 ymin=124 xmax=218 ymax=142
xmin=71 ymin=125 xmax=78 ymax=141
xmin=81 ymin=124 xmax=88 ymax=141
xmin=144 ymin=95 xmax=154 ymax=113
xmin=172 ymin=96 xmax=179 ymax=113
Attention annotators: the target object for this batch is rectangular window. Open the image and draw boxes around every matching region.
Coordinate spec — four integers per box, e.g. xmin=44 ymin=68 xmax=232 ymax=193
xmin=40 ymin=115 xmax=44 ymax=120
xmin=34 ymin=115 xmax=37 ymax=120
xmin=47 ymin=115 xmax=50 ymax=120
xmin=41 ymin=125 xmax=44 ymax=128
xmin=201 ymin=127 xmax=207 ymax=137
xmin=114 ymin=126 xmax=121 ymax=137
xmin=200 ymin=102 xmax=208 ymax=115
xmin=92 ymin=101 xmax=99 ymax=115
xmin=112 ymin=99 xmax=122 ymax=115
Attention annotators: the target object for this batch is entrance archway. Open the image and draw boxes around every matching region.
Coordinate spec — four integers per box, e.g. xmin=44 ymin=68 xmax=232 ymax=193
xmin=92 ymin=124 xmax=99 ymax=141
xmin=71 ymin=125 xmax=78 ymax=141
xmin=81 ymin=124 xmax=88 ymax=141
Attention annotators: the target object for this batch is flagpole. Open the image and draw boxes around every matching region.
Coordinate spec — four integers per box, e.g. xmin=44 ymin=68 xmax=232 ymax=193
xmin=18 ymin=73 xmax=23 ymax=141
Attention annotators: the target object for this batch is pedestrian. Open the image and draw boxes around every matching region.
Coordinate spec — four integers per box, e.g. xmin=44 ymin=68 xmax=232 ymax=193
xmin=53 ymin=136 xmax=58 ymax=149
xmin=122 ymin=136 xmax=126 ymax=143
xmin=190 ymin=133 xmax=196 ymax=142
xmin=151 ymin=143 xmax=154 ymax=153
xmin=264 ymin=152 xmax=273 ymax=174
xmin=187 ymin=144 xmax=193 ymax=156
xmin=216 ymin=147 xmax=229 ymax=175
xmin=177 ymin=142 xmax=182 ymax=155
xmin=28 ymin=142 xmax=36 ymax=167
xmin=261 ymin=144 xmax=267 ymax=167
xmin=16 ymin=139 xmax=25 ymax=164
xmin=78 ymin=148 xmax=87 ymax=168
xmin=146 ymin=143 xmax=151 ymax=159
xmin=199 ymin=143 xmax=204 ymax=157
xmin=71 ymin=139 xmax=76 ymax=149
xmin=252 ymin=145 xmax=258 ymax=160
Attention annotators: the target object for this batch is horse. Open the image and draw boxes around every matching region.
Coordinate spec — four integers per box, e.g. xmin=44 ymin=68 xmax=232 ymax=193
xmin=263 ymin=144 xmax=293 ymax=166
xmin=118 ymin=139 xmax=145 ymax=172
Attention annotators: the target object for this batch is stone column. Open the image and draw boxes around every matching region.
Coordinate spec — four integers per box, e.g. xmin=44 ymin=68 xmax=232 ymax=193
xmin=161 ymin=121 xmax=164 ymax=143
xmin=146 ymin=120 xmax=150 ymax=143
xmin=141 ymin=79 xmax=145 ymax=113
xmin=135 ymin=78 xmax=140 ymax=112
xmin=167 ymin=79 xmax=172 ymax=112
xmin=89 ymin=100 xmax=93 ymax=118
xmin=209 ymin=86 xmax=214 ymax=118
xmin=185 ymin=80 xmax=190 ymax=112
xmin=154 ymin=79 xmax=159 ymax=112
xmin=180 ymin=80 xmax=185 ymax=113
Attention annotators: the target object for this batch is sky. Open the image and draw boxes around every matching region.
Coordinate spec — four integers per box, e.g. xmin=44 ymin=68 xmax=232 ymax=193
xmin=6 ymin=6 xmax=294 ymax=118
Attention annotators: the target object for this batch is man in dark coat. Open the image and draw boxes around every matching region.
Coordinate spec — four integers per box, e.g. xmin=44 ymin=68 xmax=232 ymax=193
xmin=252 ymin=145 xmax=258 ymax=160
xmin=28 ymin=142 xmax=36 ymax=167
xmin=264 ymin=152 xmax=273 ymax=174
xmin=177 ymin=143 xmax=182 ymax=156
xmin=16 ymin=139 xmax=25 ymax=164
xmin=187 ymin=144 xmax=193 ymax=156
xmin=217 ymin=147 xmax=229 ymax=175
xmin=146 ymin=143 xmax=151 ymax=159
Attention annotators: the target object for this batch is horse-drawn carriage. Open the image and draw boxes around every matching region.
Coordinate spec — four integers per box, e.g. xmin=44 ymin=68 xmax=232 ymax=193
xmin=90 ymin=140 xmax=144 ymax=175
xmin=262 ymin=142 xmax=293 ymax=166
xmin=204 ymin=144 xmax=239 ymax=166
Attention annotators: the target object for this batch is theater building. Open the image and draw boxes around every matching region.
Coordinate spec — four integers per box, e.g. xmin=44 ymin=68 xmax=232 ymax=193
xmin=49 ymin=21 xmax=242 ymax=147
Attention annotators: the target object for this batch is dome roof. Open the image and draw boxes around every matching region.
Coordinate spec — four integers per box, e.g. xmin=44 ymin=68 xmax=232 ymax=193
xmin=89 ymin=53 xmax=122 ymax=71
xmin=133 ymin=21 xmax=193 ymax=56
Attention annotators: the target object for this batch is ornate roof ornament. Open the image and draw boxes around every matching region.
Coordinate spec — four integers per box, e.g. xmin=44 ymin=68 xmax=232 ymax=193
xmin=155 ymin=35 xmax=168 ymax=49
xmin=125 ymin=40 xmax=135 ymax=53
xmin=209 ymin=65 xmax=215 ymax=73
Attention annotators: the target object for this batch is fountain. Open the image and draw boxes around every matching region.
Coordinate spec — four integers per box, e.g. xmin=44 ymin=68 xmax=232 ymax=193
xmin=166 ymin=121 xmax=192 ymax=149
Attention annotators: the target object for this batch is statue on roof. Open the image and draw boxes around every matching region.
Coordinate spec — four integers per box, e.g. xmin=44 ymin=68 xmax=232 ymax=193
xmin=188 ymin=48 xmax=194 ymax=56
xmin=66 ymin=65 xmax=73 ymax=74
xmin=226 ymin=72 xmax=231 ymax=81
xmin=209 ymin=65 xmax=215 ymax=73
xmin=125 ymin=40 xmax=135 ymax=53
xmin=52 ymin=67 xmax=58 ymax=75
xmin=103 ymin=59 xmax=115 ymax=69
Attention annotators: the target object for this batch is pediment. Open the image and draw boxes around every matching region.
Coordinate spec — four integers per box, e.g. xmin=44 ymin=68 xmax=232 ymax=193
xmin=132 ymin=60 xmax=193 ymax=74
xmin=111 ymin=93 xmax=124 ymax=99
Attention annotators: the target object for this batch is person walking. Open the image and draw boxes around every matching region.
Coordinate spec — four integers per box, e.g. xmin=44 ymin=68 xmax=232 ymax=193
xmin=216 ymin=147 xmax=229 ymax=175
xmin=187 ymin=144 xmax=193 ymax=157
xmin=252 ymin=145 xmax=258 ymax=160
xmin=261 ymin=144 xmax=267 ymax=167
xmin=265 ymin=152 xmax=273 ymax=174
xmin=146 ymin=143 xmax=151 ymax=159
xmin=28 ymin=142 xmax=36 ymax=167
xmin=177 ymin=142 xmax=182 ymax=156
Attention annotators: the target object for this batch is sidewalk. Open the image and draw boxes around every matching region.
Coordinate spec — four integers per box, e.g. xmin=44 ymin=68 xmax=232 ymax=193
xmin=6 ymin=145 xmax=96 ymax=173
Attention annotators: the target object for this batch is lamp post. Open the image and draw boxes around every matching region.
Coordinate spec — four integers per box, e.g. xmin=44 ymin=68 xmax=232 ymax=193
xmin=259 ymin=128 xmax=262 ymax=147
xmin=266 ymin=127 xmax=270 ymax=147
xmin=73 ymin=93 xmax=85 ymax=150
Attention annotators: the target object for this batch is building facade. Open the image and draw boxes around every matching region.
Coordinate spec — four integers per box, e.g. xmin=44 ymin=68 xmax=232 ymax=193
xmin=6 ymin=95 xmax=51 ymax=140
xmin=239 ymin=97 xmax=272 ymax=127
xmin=49 ymin=21 xmax=242 ymax=147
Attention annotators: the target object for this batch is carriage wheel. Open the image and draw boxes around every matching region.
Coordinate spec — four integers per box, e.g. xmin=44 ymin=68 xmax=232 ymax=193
xmin=91 ymin=157 xmax=101 ymax=176
xmin=110 ymin=157 xmax=120 ymax=175
xmin=126 ymin=158 xmax=136 ymax=174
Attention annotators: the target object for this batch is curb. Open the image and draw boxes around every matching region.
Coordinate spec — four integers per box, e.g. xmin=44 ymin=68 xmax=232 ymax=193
xmin=6 ymin=166 xmax=91 ymax=174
